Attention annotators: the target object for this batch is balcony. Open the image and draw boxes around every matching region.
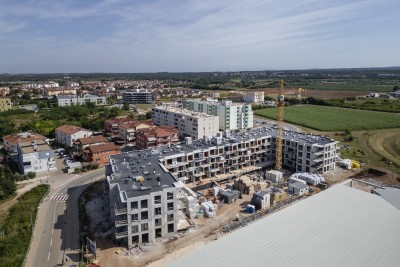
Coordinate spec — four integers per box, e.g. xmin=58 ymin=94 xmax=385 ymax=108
xmin=115 ymin=208 xmax=127 ymax=215
xmin=115 ymin=231 xmax=128 ymax=238
xmin=115 ymin=219 xmax=128 ymax=226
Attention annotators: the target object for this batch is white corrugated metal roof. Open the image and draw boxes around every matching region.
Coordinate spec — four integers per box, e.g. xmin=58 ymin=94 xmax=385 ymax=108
xmin=168 ymin=184 xmax=400 ymax=267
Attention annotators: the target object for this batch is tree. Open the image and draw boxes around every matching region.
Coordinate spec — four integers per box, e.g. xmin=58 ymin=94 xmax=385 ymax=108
xmin=21 ymin=92 xmax=31 ymax=100
xmin=123 ymin=101 xmax=130 ymax=111
xmin=393 ymin=85 xmax=399 ymax=92
xmin=0 ymin=167 xmax=17 ymax=200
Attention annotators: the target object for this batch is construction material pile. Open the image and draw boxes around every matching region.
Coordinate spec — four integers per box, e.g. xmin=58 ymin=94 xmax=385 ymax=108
xmin=290 ymin=172 xmax=325 ymax=186
xmin=201 ymin=201 xmax=217 ymax=218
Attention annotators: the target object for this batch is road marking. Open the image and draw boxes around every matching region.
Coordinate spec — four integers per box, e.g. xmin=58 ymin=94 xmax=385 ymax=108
xmin=52 ymin=202 xmax=58 ymax=223
xmin=50 ymin=238 xmax=52 ymax=247
xmin=53 ymin=174 xmax=81 ymax=189
xmin=50 ymin=193 xmax=69 ymax=202
xmin=47 ymin=251 xmax=50 ymax=261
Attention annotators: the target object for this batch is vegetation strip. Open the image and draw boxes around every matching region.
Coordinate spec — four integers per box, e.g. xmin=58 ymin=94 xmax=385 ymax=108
xmin=0 ymin=184 xmax=49 ymax=267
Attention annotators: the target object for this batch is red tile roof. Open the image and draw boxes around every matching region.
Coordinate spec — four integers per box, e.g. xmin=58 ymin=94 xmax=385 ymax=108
xmin=119 ymin=120 xmax=154 ymax=129
xmin=3 ymin=131 xmax=47 ymax=145
xmin=84 ymin=142 xmax=119 ymax=154
xmin=74 ymin=135 xmax=107 ymax=145
xmin=56 ymin=125 xmax=89 ymax=135
xmin=137 ymin=126 xmax=178 ymax=138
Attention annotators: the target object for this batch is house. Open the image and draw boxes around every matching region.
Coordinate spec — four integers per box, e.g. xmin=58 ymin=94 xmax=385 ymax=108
xmin=74 ymin=135 xmax=108 ymax=155
xmin=83 ymin=142 xmax=120 ymax=165
xmin=17 ymin=140 xmax=57 ymax=174
xmin=118 ymin=120 xmax=153 ymax=142
xmin=288 ymin=182 xmax=309 ymax=196
xmin=104 ymin=116 xmax=137 ymax=136
xmin=136 ymin=126 xmax=179 ymax=150
xmin=55 ymin=125 xmax=93 ymax=147
xmin=3 ymin=131 xmax=48 ymax=153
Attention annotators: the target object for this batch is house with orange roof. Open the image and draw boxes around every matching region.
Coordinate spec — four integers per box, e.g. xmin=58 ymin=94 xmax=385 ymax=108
xmin=3 ymin=131 xmax=49 ymax=153
xmin=136 ymin=126 xmax=179 ymax=149
xmin=82 ymin=142 xmax=120 ymax=165
xmin=104 ymin=116 xmax=137 ymax=136
xmin=118 ymin=120 xmax=153 ymax=142
xmin=55 ymin=125 xmax=92 ymax=147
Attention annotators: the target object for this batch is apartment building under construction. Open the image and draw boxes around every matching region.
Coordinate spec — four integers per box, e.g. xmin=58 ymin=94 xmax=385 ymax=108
xmin=106 ymin=127 xmax=337 ymax=246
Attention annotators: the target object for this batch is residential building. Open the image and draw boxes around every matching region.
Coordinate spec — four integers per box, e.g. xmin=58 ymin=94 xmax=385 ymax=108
xmin=106 ymin=152 xmax=181 ymax=246
xmin=74 ymin=135 xmax=108 ymax=156
xmin=44 ymin=88 xmax=77 ymax=96
xmin=105 ymin=116 xmax=138 ymax=136
xmin=3 ymin=131 xmax=48 ymax=153
xmin=136 ymin=126 xmax=179 ymax=150
xmin=243 ymin=92 xmax=264 ymax=103
xmin=17 ymin=140 xmax=57 ymax=174
xmin=152 ymin=105 xmax=219 ymax=139
xmin=0 ymin=97 xmax=12 ymax=111
xmin=65 ymin=82 xmax=80 ymax=87
xmin=25 ymin=82 xmax=59 ymax=88
xmin=83 ymin=143 xmax=120 ymax=165
xmin=123 ymin=89 xmax=152 ymax=104
xmin=181 ymin=99 xmax=253 ymax=130
xmin=55 ymin=125 xmax=93 ymax=147
xmin=118 ymin=120 xmax=154 ymax=142
xmin=57 ymin=94 xmax=107 ymax=107
xmin=251 ymin=190 xmax=271 ymax=210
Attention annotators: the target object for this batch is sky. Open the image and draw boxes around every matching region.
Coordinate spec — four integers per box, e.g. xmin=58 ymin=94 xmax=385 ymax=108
xmin=0 ymin=0 xmax=399 ymax=73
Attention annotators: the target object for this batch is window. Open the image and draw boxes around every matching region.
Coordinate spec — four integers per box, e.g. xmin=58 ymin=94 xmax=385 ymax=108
xmin=167 ymin=202 xmax=174 ymax=211
xmin=154 ymin=195 xmax=161 ymax=204
xmin=167 ymin=192 xmax=174 ymax=200
xmin=155 ymin=218 xmax=162 ymax=226
xmin=141 ymin=211 xmax=148 ymax=220
xmin=168 ymin=223 xmax=174 ymax=233
xmin=154 ymin=207 xmax=162 ymax=215
xmin=141 ymin=199 xmax=148 ymax=209
xmin=131 ymin=201 xmax=138 ymax=210
xmin=131 ymin=214 xmax=138 ymax=221
xmin=141 ymin=223 xmax=148 ymax=231
xmin=132 ymin=225 xmax=138 ymax=233
xmin=167 ymin=214 xmax=174 ymax=222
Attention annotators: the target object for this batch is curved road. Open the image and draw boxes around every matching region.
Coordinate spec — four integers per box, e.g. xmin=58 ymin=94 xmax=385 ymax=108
xmin=25 ymin=168 xmax=105 ymax=267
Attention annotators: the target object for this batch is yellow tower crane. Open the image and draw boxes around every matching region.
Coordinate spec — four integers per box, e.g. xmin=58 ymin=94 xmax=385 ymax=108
xmin=275 ymin=79 xmax=285 ymax=171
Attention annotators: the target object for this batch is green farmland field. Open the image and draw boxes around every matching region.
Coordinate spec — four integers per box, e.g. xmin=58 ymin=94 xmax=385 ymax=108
xmin=254 ymin=105 xmax=400 ymax=131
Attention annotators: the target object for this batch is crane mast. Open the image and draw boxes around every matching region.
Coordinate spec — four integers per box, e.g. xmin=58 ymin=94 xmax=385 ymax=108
xmin=275 ymin=79 xmax=285 ymax=170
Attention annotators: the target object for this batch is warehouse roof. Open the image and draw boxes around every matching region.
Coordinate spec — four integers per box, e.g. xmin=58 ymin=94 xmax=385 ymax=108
xmin=168 ymin=184 xmax=400 ymax=267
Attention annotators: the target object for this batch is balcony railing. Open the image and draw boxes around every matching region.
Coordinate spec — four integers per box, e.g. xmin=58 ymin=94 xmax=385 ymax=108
xmin=115 ymin=208 xmax=127 ymax=215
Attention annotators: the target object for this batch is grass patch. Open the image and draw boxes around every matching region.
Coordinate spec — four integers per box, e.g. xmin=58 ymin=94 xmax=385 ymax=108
xmin=0 ymin=184 xmax=49 ymax=267
xmin=254 ymin=105 xmax=400 ymax=131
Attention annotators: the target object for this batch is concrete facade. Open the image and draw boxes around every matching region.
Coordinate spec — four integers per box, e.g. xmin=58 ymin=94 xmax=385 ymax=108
xmin=242 ymin=92 xmax=264 ymax=103
xmin=152 ymin=105 xmax=219 ymax=139
xmin=182 ymin=99 xmax=253 ymax=130
xmin=17 ymin=140 xmax=57 ymax=174
xmin=57 ymin=94 xmax=107 ymax=107
xmin=55 ymin=125 xmax=93 ymax=147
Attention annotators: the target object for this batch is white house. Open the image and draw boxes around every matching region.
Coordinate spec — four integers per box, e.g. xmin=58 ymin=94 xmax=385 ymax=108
xmin=55 ymin=125 xmax=93 ymax=147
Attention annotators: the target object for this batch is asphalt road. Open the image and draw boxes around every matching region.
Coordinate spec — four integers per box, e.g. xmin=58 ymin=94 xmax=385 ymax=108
xmin=253 ymin=116 xmax=302 ymax=132
xmin=25 ymin=168 xmax=105 ymax=267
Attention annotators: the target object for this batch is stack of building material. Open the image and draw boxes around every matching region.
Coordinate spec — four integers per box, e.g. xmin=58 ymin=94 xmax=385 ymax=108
xmin=201 ymin=201 xmax=216 ymax=218
xmin=213 ymin=186 xmax=220 ymax=196
xmin=288 ymin=177 xmax=307 ymax=185
xmin=220 ymin=190 xmax=240 ymax=203
xmin=265 ymin=170 xmax=283 ymax=183
xmin=290 ymin=173 xmax=325 ymax=186
xmin=338 ymin=159 xmax=352 ymax=169
xmin=189 ymin=203 xmax=201 ymax=219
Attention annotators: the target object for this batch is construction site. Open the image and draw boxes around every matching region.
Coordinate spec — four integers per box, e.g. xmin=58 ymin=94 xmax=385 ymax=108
xmin=82 ymin=80 xmax=366 ymax=266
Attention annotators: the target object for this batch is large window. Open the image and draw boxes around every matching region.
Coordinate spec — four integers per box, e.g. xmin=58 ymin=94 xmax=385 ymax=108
xmin=167 ymin=192 xmax=174 ymax=200
xmin=132 ymin=225 xmax=138 ymax=233
xmin=154 ymin=195 xmax=161 ymax=204
xmin=141 ymin=199 xmax=148 ymax=209
xmin=154 ymin=207 xmax=162 ymax=215
xmin=167 ymin=202 xmax=174 ymax=211
xmin=141 ymin=211 xmax=148 ymax=220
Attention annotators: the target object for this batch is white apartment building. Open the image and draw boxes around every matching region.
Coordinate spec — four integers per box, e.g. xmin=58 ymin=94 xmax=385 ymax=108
xmin=182 ymin=99 xmax=253 ymax=130
xmin=17 ymin=140 xmax=57 ymax=174
xmin=152 ymin=106 xmax=219 ymax=139
xmin=25 ymin=82 xmax=59 ymax=88
xmin=57 ymin=94 xmax=107 ymax=107
xmin=243 ymin=92 xmax=264 ymax=103
xmin=55 ymin=125 xmax=93 ymax=147
xmin=123 ymin=89 xmax=152 ymax=104
xmin=65 ymin=82 xmax=80 ymax=87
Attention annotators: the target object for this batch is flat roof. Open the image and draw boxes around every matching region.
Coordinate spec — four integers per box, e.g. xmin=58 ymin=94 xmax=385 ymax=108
xmin=108 ymin=151 xmax=178 ymax=199
xmin=153 ymin=105 xmax=219 ymax=119
xmin=19 ymin=140 xmax=53 ymax=154
xmin=168 ymin=184 xmax=400 ymax=267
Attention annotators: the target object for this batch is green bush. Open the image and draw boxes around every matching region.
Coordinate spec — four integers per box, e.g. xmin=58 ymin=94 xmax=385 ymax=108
xmin=0 ymin=184 xmax=49 ymax=267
